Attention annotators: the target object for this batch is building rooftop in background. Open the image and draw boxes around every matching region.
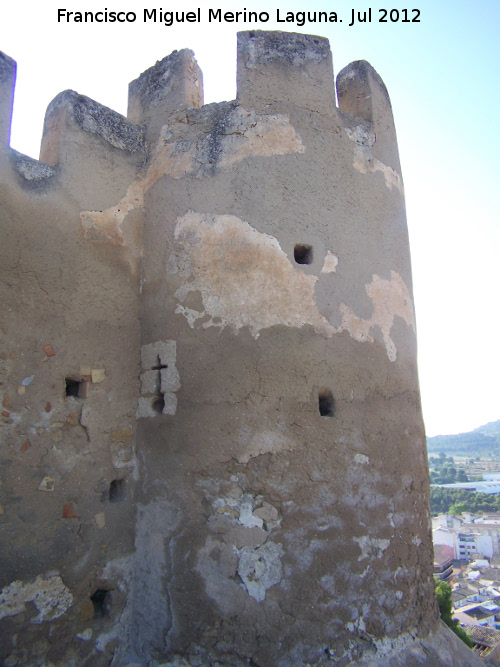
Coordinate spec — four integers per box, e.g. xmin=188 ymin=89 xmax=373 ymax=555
xmin=467 ymin=626 xmax=500 ymax=661
xmin=434 ymin=544 xmax=454 ymax=580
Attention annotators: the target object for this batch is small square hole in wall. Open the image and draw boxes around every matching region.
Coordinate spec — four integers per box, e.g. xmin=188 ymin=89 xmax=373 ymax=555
xmin=90 ymin=588 xmax=112 ymax=617
xmin=109 ymin=479 xmax=126 ymax=503
xmin=152 ymin=395 xmax=165 ymax=414
xmin=65 ymin=378 xmax=89 ymax=399
xmin=318 ymin=388 xmax=335 ymax=417
xmin=294 ymin=244 xmax=313 ymax=265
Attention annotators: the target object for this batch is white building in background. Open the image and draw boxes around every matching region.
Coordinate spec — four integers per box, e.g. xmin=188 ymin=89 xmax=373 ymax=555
xmin=433 ymin=514 xmax=499 ymax=560
xmin=457 ymin=532 xmax=494 ymax=560
xmin=434 ymin=514 xmax=463 ymax=530
xmin=432 ymin=482 xmax=500 ymax=493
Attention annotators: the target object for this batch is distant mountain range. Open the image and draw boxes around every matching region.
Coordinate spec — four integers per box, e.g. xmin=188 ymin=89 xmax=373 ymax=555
xmin=427 ymin=420 xmax=500 ymax=458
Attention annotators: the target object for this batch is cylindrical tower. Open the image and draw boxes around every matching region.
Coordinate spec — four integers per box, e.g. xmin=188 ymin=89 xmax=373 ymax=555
xmin=127 ymin=31 xmax=457 ymax=665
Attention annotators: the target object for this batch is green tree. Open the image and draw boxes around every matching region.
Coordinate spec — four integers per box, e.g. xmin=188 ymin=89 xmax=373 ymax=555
xmin=448 ymin=502 xmax=468 ymax=516
xmin=435 ymin=581 xmax=474 ymax=648
xmin=429 ymin=487 xmax=500 ymax=516
xmin=440 ymin=466 xmax=457 ymax=483
xmin=435 ymin=580 xmax=453 ymax=617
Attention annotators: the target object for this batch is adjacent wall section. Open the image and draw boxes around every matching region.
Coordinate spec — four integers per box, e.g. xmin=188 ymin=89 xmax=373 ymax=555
xmin=0 ymin=53 xmax=144 ymax=666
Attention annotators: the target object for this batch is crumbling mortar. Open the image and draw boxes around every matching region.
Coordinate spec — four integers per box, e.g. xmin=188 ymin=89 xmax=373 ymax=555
xmin=206 ymin=101 xmax=239 ymax=169
xmin=0 ymin=51 xmax=16 ymax=82
xmin=78 ymin=415 xmax=91 ymax=442
xmin=8 ymin=148 xmax=58 ymax=190
xmin=241 ymin=31 xmax=330 ymax=68
xmin=71 ymin=93 xmax=145 ymax=154
xmin=129 ymin=49 xmax=196 ymax=107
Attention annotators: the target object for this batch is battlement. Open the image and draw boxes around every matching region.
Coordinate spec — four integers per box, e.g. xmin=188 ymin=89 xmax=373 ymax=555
xmin=1 ymin=30 xmax=400 ymax=184
xmin=40 ymin=90 xmax=144 ymax=167
xmin=337 ymin=59 xmax=401 ymax=171
xmin=128 ymin=48 xmax=203 ymax=147
xmin=237 ymin=30 xmax=335 ymax=114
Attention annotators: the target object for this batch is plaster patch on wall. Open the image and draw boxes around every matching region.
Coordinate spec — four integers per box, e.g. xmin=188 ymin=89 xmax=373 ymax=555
xmin=171 ymin=212 xmax=334 ymax=339
xmin=321 ymin=250 xmax=338 ymax=274
xmin=110 ymin=441 xmax=137 ymax=476
xmin=337 ymin=271 xmax=415 ymax=361
xmin=354 ymin=536 xmax=390 ymax=561
xmin=0 ymin=574 xmax=73 ymax=622
xmin=214 ymin=493 xmax=275 ymax=530
xmin=346 ymin=125 xmax=404 ymax=198
xmin=345 ymin=125 xmax=375 ymax=149
xmin=137 ymin=340 xmax=179 ymax=417
xmin=237 ymin=541 xmax=283 ymax=602
xmin=197 ymin=489 xmax=282 ymax=611
xmin=236 ymin=426 xmax=296 ymax=463
xmin=172 ymin=305 xmax=205 ymax=329
xmin=359 ymin=156 xmax=403 ymax=197
xmin=255 ymin=501 xmax=280 ymax=526
xmin=80 ymin=107 xmax=304 ymax=243
xmin=215 ymin=107 xmax=305 ymax=168
xmin=143 ymin=136 xmax=195 ymax=187
xmin=80 ymin=181 xmax=143 ymax=245
xmin=236 ymin=494 xmax=263 ymax=528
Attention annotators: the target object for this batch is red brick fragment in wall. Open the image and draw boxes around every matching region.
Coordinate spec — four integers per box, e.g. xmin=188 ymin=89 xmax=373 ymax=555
xmin=62 ymin=502 xmax=79 ymax=519
xmin=42 ymin=344 xmax=55 ymax=357
xmin=20 ymin=439 xmax=30 ymax=452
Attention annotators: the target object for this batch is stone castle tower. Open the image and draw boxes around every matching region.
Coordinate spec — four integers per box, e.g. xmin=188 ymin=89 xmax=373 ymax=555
xmin=0 ymin=31 xmax=480 ymax=666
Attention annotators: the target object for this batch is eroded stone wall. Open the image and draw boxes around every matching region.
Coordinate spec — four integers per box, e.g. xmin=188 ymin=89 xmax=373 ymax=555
xmin=0 ymin=31 xmax=483 ymax=667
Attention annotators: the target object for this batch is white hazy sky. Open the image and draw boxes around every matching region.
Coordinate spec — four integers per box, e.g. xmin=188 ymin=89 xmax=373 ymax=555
xmin=1 ymin=0 xmax=498 ymax=437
